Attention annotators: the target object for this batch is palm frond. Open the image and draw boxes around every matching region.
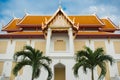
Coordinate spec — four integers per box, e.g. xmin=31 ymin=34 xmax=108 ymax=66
xmin=94 ymin=48 xmax=104 ymax=57
xmin=98 ymin=55 xmax=114 ymax=65
xmin=73 ymin=46 xmax=114 ymax=80
xmin=14 ymin=51 xmax=33 ymax=61
xmin=41 ymin=63 xmax=52 ymax=80
xmin=84 ymin=46 xmax=93 ymax=54
xmin=98 ymin=62 xmax=106 ymax=80
xmin=24 ymin=45 xmax=35 ymax=55
xmin=39 ymin=56 xmax=52 ymax=64
xmin=73 ymin=62 xmax=84 ymax=77
xmin=33 ymin=68 xmax=41 ymax=78
xmin=13 ymin=45 xmax=52 ymax=80
xmin=76 ymin=50 xmax=89 ymax=61
xmin=13 ymin=60 xmax=32 ymax=76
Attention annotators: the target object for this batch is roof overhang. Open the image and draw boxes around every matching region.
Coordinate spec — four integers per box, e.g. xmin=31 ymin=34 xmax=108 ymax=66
xmin=76 ymin=34 xmax=120 ymax=38
xmin=0 ymin=34 xmax=45 ymax=39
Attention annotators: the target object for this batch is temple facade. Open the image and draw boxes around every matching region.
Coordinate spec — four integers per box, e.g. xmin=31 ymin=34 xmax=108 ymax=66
xmin=0 ymin=7 xmax=120 ymax=80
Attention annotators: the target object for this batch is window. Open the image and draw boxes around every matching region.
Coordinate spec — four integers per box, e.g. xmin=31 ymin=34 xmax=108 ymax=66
xmin=0 ymin=41 xmax=8 ymax=54
xmin=117 ymin=61 xmax=120 ymax=75
xmin=94 ymin=41 xmax=106 ymax=53
xmin=14 ymin=41 xmax=26 ymax=52
xmin=113 ymin=41 xmax=120 ymax=54
xmin=34 ymin=41 xmax=46 ymax=53
xmin=74 ymin=41 xmax=85 ymax=53
xmin=54 ymin=40 xmax=66 ymax=51
xmin=0 ymin=62 xmax=4 ymax=75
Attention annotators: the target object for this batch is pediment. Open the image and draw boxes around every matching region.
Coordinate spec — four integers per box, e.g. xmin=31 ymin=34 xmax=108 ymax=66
xmin=46 ymin=8 xmax=73 ymax=29
xmin=48 ymin=14 xmax=72 ymax=28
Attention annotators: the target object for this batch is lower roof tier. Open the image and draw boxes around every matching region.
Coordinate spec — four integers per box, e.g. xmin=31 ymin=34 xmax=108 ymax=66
xmin=0 ymin=31 xmax=120 ymax=39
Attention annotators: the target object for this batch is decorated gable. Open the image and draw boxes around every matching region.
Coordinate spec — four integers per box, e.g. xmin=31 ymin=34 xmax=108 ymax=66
xmin=49 ymin=14 xmax=71 ymax=28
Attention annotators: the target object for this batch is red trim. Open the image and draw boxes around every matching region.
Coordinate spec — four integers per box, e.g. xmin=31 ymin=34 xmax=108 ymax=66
xmin=52 ymin=30 xmax=68 ymax=33
xmin=79 ymin=24 xmax=103 ymax=27
xmin=76 ymin=34 xmax=120 ymax=38
xmin=99 ymin=28 xmax=116 ymax=32
xmin=0 ymin=34 xmax=45 ymax=39
xmin=2 ymin=29 xmax=22 ymax=32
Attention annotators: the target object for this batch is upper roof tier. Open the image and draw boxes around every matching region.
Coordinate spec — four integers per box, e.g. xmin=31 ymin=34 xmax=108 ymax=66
xmin=18 ymin=15 xmax=51 ymax=25
xmin=1 ymin=7 xmax=119 ymax=39
xmin=99 ymin=18 xmax=117 ymax=32
xmin=69 ymin=15 xmax=104 ymax=26
xmin=2 ymin=14 xmax=118 ymax=31
xmin=2 ymin=18 xmax=21 ymax=32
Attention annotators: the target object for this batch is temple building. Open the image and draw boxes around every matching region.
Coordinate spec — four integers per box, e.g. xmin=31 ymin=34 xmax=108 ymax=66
xmin=0 ymin=7 xmax=120 ymax=80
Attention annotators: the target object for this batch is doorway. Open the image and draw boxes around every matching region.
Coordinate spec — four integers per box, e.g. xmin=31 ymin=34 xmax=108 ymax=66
xmin=54 ymin=63 xmax=65 ymax=80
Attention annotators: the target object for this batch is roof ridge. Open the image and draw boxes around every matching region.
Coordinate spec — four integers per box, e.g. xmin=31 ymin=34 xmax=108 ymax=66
xmin=92 ymin=14 xmax=104 ymax=25
xmin=2 ymin=18 xmax=20 ymax=31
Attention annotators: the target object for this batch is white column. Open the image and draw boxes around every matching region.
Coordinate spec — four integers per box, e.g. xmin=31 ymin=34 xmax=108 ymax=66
xmin=68 ymin=28 xmax=74 ymax=54
xmin=46 ymin=28 xmax=52 ymax=55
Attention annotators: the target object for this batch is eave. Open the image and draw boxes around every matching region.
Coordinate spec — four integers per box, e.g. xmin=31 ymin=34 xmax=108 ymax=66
xmin=99 ymin=28 xmax=116 ymax=32
xmin=79 ymin=24 xmax=104 ymax=27
xmin=76 ymin=34 xmax=120 ymax=38
xmin=0 ymin=34 xmax=45 ymax=39
xmin=1 ymin=28 xmax=22 ymax=32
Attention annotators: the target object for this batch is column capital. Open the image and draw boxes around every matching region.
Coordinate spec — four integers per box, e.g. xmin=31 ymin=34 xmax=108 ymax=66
xmin=48 ymin=28 xmax=51 ymax=31
xmin=68 ymin=27 xmax=72 ymax=31
xmin=68 ymin=28 xmax=73 ymax=36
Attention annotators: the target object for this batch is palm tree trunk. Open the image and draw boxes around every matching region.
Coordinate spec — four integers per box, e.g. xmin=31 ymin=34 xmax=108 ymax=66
xmin=32 ymin=77 xmax=34 ymax=80
xmin=32 ymin=67 xmax=35 ymax=80
xmin=91 ymin=68 xmax=94 ymax=80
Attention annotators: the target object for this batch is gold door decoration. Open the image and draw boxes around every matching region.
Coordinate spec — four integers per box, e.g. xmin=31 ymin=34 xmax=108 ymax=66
xmin=54 ymin=67 xmax=65 ymax=80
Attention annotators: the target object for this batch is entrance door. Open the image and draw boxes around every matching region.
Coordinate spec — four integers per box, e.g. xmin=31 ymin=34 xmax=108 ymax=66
xmin=54 ymin=63 xmax=65 ymax=80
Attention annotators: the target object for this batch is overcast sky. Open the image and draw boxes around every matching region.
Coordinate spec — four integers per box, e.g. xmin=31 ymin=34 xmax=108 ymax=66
xmin=0 ymin=0 xmax=120 ymax=31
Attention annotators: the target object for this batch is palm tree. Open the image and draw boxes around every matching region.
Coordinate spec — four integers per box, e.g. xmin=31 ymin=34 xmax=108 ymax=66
xmin=73 ymin=46 xmax=114 ymax=80
xmin=13 ymin=45 xmax=52 ymax=80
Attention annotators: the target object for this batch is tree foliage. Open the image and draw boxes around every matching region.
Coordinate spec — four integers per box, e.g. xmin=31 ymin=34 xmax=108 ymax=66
xmin=13 ymin=45 xmax=52 ymax=80
xmin=73 ymin=46 xmax=114 ymax=80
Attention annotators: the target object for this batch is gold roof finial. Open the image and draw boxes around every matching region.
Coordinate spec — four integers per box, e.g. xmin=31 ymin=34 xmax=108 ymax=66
xmin=118 ymin=22 xmax=120 ymax=29
xmin=45 ymin=17 xmax=48 ymax=24
xmin=24 ymin=8 xmax=29 ymax=15
xmin=59 ymin=0 xmax=62 ymax=9
xmin=12 ymin=12 xmax=16 ymax=19
xmin=73 ymin=17 xmax=75 ymax=23
xmin=1 ymin=22 xmax=4 ymax=28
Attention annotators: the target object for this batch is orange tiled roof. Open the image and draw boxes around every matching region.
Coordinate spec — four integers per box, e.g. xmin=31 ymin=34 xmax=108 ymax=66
xmin=75 ymin=31 xmax=120 ymax=38
xmin=0 ymin=31 xmax=45 ymax=38
xmin=77 ymin=31 xmax=112 ymax=35
xmin=2 ymin=15 xmax=118 ymax=32
xmin=101 ymin=18 xmax=117 ymax=30
xmin=8 ymin=31 xmax=44 ymax=35
xmin=69 ymin=15 xmax=103 ymax=25
xmin=18 ymin=15 xmax=51 ymax=25
xmin=2 ymin=19 xmax=21 ymax=31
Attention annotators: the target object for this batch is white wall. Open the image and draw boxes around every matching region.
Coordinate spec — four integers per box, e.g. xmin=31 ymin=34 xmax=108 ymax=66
xmin=0 ymin=38 xmax=120 ymax=80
